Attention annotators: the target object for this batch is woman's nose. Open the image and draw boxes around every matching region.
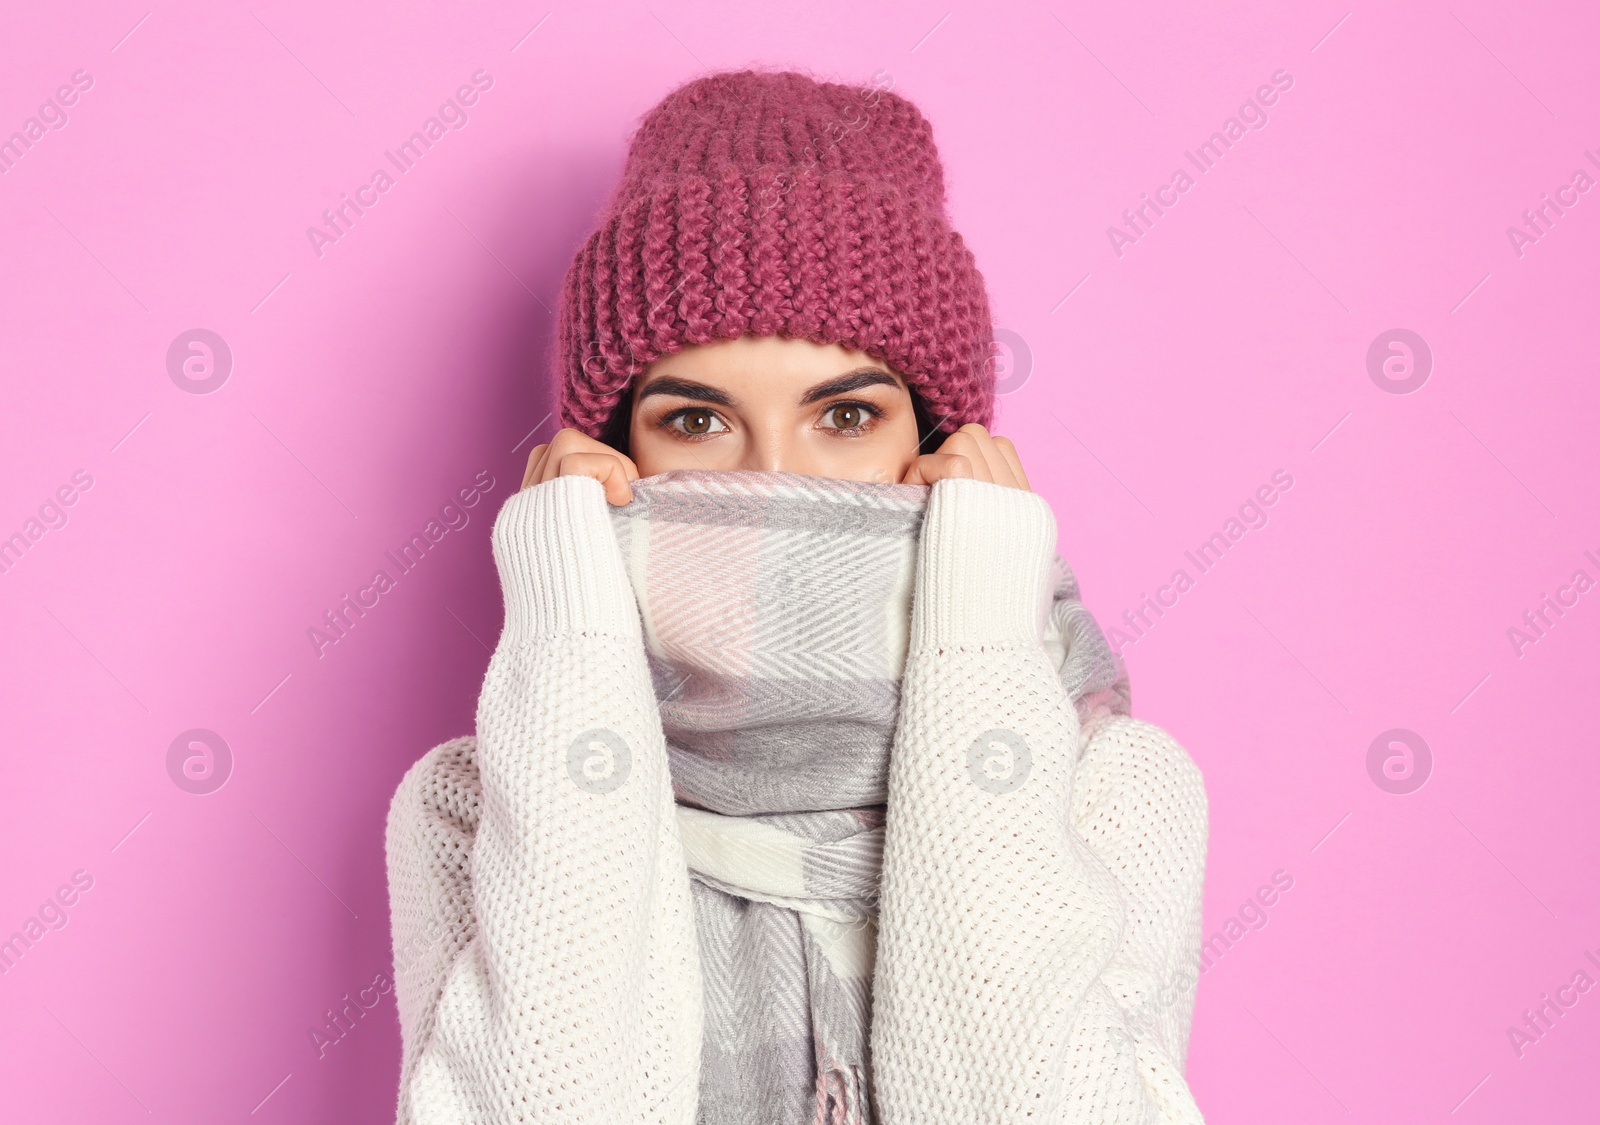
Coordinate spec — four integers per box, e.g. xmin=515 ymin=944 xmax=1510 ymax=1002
xmin=741 ymin=431 xmax=795 ymax=473
xmin=744 ymin=449 xmax=788 ymax=472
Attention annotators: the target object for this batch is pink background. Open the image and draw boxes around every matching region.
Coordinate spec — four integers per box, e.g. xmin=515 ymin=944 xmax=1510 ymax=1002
xmin=2 ymin=1 xmax=1596 ymax=1120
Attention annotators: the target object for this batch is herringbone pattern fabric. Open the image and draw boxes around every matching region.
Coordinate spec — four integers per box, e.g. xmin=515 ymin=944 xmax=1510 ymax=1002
xmin=606 ymin=468 xmax=1130 ymax=1123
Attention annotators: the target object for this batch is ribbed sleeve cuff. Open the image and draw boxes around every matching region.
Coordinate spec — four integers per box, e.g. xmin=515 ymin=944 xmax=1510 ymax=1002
xmin=910 ymin=477 xmax=1058 ymax=649
xmin=489 ymin=474 xmax=642 ymax=642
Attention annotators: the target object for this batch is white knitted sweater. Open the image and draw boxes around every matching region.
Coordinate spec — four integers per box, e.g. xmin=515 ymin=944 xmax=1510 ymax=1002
xmin=385 ymin=472 xmax=1209 ymax=1123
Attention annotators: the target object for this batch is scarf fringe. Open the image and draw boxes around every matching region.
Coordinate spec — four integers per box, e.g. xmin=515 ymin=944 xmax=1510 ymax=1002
xmin=813 ymin=1038 xmax=868 ymax=1125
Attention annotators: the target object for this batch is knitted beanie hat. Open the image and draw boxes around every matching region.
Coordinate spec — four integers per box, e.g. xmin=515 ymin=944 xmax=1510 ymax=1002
xmin=554 ymin=68 xmax=998 ymax=441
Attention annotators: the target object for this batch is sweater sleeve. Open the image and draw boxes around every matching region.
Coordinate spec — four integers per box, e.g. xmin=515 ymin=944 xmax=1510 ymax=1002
xmin=868 ymin=476 xmax=1206 ymax=1124
xmin=1062 ymin=712 xmax=1208 ymax=1119
xmin=384 ymin=473 xmax=703 ymax=1125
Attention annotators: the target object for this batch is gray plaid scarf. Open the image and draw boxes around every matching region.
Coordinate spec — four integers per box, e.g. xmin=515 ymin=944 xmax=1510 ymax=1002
xmin=609 ymin=469 xmax=1130 ymax=1125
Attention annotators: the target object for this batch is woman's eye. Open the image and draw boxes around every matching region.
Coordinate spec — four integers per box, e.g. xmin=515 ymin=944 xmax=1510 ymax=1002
xmin=820 ymin=402 xmax=879 ymax=431
xmin=664 ymin=408 xmax=728 ymax=437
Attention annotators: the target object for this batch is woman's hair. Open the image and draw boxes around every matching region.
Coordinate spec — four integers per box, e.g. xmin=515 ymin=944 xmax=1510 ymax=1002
xmin=597 ymin=378 xmax=944 ymax=459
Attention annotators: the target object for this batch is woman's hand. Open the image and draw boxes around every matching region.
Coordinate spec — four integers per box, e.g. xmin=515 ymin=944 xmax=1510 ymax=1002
xmin=521 ymin=427 xmax=640 ymax=505
xmin=900 ymin=423 xmax=1032 ymax=491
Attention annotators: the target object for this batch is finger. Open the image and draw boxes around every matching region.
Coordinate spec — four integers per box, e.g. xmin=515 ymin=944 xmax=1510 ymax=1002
xmin=531 ymin=429 xmax=589 ymax=487
xmin=597 ymin=458 xmax=635 ymax=505
xmin=522 ymin=444 xmax=549 ymax=490
xmin=555 ymin=451 xmax=635 ymax=505
xmin=568 ymin=429 xmax=639 ymax=483
xmin=956 ymin=424 xmax=1012 ymax=484
xmin=618 ymin=450 xmax=641 ymax=482
xmin=937 ymin=429 xmax=994 ymax=483
xmin=900 ymin=452 xmax=973 ymax=486
xmin=991 ymin=435 xmax=1031 ymax=492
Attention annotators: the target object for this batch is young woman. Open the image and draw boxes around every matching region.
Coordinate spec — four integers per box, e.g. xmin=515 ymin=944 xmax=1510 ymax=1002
xmin=385 ymin=70 xmax=1208 ymax=1124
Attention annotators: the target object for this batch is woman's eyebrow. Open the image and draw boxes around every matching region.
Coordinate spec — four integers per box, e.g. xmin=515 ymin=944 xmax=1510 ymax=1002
xmin=635 ymin=377 xmax=736 ymax=406
xmin=798 ymin=368 xmax=900 ymax=404
xmin=634 ymin=368 xmax=899 ymax=407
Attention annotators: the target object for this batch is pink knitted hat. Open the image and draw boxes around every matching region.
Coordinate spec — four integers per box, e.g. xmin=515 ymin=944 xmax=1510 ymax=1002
xmin=554 ymin=68 xmax=998 ymax=441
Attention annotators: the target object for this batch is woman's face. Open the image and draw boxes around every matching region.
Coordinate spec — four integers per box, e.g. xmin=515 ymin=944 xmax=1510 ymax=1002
xmin=626 ymin=335 xmax=924 ymax=483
